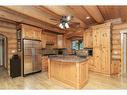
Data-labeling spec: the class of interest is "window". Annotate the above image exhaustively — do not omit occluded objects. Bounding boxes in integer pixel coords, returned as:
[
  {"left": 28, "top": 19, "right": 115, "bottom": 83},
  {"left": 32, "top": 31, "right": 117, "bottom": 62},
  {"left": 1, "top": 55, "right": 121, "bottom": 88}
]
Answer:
[{"left": 72, "top": 40, "right": 83, "bottom": 50}]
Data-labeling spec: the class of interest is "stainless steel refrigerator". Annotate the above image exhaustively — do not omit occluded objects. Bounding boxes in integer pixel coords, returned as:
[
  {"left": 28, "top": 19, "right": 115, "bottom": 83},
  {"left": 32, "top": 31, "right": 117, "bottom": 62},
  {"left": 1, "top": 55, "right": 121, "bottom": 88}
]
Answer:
[{"left": 23, "top": 39, "right": 42, "bottom": 76}]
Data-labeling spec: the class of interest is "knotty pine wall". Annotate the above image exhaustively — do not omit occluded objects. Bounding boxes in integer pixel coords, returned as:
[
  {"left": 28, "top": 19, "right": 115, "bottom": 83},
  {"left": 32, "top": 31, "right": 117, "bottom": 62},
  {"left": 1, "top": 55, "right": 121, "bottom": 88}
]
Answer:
[
  {"left": 111, "top": 23, "right": 127, "bottom": 74},
  {"left": 0, "top": 21, "right": 17, "bottom": 74}
]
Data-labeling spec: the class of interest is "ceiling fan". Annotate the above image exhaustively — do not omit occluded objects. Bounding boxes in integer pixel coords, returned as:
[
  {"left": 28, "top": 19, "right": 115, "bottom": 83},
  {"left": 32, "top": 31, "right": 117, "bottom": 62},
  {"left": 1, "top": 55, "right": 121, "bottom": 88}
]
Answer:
[{"left": 50, "top": 15, "right": 80, "bottom": 29}]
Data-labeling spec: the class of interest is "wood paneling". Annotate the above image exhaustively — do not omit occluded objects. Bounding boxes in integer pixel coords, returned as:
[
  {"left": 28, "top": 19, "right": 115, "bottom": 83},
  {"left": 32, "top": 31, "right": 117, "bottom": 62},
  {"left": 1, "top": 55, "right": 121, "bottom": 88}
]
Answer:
[
  {"left": 0, "top": 21, "right": 17, "bottom": 74},
  {"left": 0, "top": 6, "right": 64, "bottom": 33},
  {"left": 84, "top": 6, "right": 104, "bottom": 23},
  {"left": 110, "top": 23, "right": 127, "bottom": 75},
  {"left": 68, "top": 6, "right": 95, "bottom": 26},
  {"left": 36, "top": 6, "right": 61, "bottom": 19},
  {"left": 98, "top": 6, "right": 120, "bottom": 21},
  {"left": 5, "top": 6, "right": 57, "bottom": 25}
]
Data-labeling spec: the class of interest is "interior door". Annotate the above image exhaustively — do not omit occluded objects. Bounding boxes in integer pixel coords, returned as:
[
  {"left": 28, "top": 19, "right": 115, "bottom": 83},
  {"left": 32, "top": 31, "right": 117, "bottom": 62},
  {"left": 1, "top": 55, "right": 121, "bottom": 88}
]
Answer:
[{"left": 0, "top": 39, "right": 3, "bottom": 66}]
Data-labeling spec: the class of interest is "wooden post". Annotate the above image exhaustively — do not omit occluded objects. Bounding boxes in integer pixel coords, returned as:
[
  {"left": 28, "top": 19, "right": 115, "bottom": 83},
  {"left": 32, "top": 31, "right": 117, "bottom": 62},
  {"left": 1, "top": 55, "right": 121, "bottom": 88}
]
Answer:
[{"left": 48, "top": 58, "right": 51, "bottom": 79}]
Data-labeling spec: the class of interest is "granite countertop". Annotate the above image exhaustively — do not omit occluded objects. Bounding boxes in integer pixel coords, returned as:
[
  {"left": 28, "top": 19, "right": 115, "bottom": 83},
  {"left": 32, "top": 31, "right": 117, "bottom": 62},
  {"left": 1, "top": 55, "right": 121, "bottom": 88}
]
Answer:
[{"left": 49, "top": 55, "right": 90, "bottom": 63}]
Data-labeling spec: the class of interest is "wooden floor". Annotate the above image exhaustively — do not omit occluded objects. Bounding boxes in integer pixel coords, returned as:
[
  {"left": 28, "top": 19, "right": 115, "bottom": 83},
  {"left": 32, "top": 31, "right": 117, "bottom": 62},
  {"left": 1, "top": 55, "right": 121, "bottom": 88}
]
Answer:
[{"left": 0, "top": 67, "right": 127, "bottom": 89}]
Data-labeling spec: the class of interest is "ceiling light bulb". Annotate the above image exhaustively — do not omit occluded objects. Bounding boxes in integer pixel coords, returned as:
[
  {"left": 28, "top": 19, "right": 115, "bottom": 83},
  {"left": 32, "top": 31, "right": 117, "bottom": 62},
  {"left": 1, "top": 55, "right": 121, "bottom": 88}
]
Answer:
[
  {"left": 86, "top": 16, "right": 90, "bottom": 19},
  {"left": 65, "top": 23, "right": 69, "bottom": 28},
  {"left": 59, "top": 23, "right": 64, "bottom": 29},
  {"left": 67, "top": 16, "right": 71, "bottom": 21}
]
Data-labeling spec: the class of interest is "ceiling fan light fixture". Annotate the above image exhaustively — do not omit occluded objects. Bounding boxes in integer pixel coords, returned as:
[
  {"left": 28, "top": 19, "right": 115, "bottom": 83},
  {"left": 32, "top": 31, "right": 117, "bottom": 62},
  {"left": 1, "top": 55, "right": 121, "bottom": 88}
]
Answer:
[
  {"left": 65, "top": 23, "right": 69, "bottom": 28},
  {"left": 86, "top": 16, "right": 90, "bottom": 19},
  {"left": 59, "top": 23, "right": 64, "bottom": 29},
  {"left": 67, "top": 15, "right": 71, "bottom": 21}
]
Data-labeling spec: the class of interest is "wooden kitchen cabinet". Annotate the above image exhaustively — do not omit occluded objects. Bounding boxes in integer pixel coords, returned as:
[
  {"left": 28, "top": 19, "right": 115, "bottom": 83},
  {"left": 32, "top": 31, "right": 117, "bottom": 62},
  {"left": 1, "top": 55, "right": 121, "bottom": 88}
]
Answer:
[
  {"left": 42, "top": 56, "right": 48, "bottom": 71},
  {"left": 83, "top": 28, "right": 93, "bottom": 48},
  {"left": 91, "top": 23, "right": 111, "bottom": 75},
  {"left": 111, "top": 60, "right": 120, "bottom": 74},
  {"left": 21, "top": 24, "right": 42, "bottom": 40},
  {"left": 88, "top": 57, "right": 94, "bottom": 71}
]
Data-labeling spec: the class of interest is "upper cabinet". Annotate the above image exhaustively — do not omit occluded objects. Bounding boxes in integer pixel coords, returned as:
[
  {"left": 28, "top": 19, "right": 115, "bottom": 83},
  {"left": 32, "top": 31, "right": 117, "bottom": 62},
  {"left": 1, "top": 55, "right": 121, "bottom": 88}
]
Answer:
[
  {"left": 41, "top": 31, "right": 57, "bottom": 48},
  {"left": 21, "top": 24, "right": 42, "bottom": 40},
  {"left": 83, "top": 28, "right": 93, "bottom": 48}
]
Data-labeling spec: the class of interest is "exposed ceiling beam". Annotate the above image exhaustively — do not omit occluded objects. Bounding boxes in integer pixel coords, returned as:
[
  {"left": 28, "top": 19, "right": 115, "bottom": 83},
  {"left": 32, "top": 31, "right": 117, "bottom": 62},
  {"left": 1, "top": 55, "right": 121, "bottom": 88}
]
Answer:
[
  {"left": 35, "top": 6, "right": 61, "bottom": 19},
  {"left": 4, "top": 6, "right": 60, "bottom": 26},
  {"left": 84, "top": 6, "right": 104, "bottom": 23},
  {"left": 0, "top": 6, "right": 64, "bottom": 33}
]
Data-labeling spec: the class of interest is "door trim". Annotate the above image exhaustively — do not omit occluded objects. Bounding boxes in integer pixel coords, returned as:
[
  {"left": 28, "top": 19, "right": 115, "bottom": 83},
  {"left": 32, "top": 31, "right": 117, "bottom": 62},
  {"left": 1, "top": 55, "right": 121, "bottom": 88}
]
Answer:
[
  {"left": 120, "top": 29, "right": 127, "bottom": 75},
  {"left": 0, "top": 34, "right": 8, "bottom": 70}
]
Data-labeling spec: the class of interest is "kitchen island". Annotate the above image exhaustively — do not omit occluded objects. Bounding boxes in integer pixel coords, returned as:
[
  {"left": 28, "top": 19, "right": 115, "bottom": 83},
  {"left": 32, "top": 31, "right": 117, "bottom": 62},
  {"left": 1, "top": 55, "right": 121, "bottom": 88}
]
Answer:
[{"left": 48, "top": 55, "right": 90, "bottom": 89}]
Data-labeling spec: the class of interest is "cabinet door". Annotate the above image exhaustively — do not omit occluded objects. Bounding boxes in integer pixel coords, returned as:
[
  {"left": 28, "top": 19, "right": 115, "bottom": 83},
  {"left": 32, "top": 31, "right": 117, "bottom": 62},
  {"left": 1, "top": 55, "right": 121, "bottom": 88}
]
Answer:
[
  {"left": 21, "top": 24, "right": 42, "bottom": 40},
  {"left": 101, "top": 47, "right": 110, "bottom": 74},
  {"left": 93, "top": 48, "right": 101, "bottom": 72},
  {"left": 88, "top": 57, "right": 94, "bottom": 71},
  {"left": 100, "top": 29, "right": 111, "bottom": 74},
  {"left": 34, "top": 29, "right": 42, "bottom": 40},
  {"left": 86, "top": 32, "right": 92, "bottom": 48},
  {"left": 100, "top": 29, "right": 110, "bottom": 48},
  {"left": 22, "top": 26, "right": 34, "bottom": 38},
  {"left": 83, "top": 29, "right": 93, "bottom": 48},
  {"left": 93, "top": 29, "right": 100, "bottom": 48}
]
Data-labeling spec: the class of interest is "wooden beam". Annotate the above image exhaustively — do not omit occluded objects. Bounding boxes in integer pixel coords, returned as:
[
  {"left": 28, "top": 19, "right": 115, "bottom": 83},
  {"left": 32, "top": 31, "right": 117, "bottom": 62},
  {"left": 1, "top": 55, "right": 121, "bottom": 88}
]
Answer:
[
  {"left": 84, "top": 6, "right": 104, "bottom": 23},
  {"left": 0, "top": 27, "right": 16, "bottom": 33},
  {"left": 35, "top": 6, "right": 61, "bottom": 19},
  {"left": 0, "top": 19, "right": 16, "bottom": 29},
  {"left": 0, "top": 6, "right": 64, "bottom": 33},
  {"left": 4, "top": 6, "right": 57, "bottom": 25}
]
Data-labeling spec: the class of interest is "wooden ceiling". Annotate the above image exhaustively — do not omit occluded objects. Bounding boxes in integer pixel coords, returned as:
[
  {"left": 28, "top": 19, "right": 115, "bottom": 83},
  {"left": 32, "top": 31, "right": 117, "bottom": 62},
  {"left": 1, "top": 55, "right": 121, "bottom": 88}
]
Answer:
[{"left": 0, "top": 6, "right": 127, "bottom": 34}]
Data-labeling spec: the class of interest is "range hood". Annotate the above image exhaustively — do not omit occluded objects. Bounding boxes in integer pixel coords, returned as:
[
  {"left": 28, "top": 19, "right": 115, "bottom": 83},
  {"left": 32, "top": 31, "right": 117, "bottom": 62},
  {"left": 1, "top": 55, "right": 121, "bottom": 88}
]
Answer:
[{"left": 46, "top": 41, "right": 55, "bottom": 45}]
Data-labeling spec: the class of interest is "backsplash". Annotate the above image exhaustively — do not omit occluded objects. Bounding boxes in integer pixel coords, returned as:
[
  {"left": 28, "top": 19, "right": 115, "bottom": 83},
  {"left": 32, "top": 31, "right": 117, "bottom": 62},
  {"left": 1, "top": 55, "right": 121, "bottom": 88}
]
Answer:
[{"left": 76, "top": 49, "right": 88, "bottom": 57}]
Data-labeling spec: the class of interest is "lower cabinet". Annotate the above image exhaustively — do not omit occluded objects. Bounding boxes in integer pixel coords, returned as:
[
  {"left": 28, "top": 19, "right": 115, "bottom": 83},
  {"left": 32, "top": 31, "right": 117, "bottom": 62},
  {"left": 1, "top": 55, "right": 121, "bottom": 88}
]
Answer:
[
  {"left": 88, "top": 57, "right": 94, "bottom": 71},
  {"left": 111, "top": 60, "right": 120, "bottom": 75},
  {"left": 42, "top": 56, "right": 48, "bottom": 71}
]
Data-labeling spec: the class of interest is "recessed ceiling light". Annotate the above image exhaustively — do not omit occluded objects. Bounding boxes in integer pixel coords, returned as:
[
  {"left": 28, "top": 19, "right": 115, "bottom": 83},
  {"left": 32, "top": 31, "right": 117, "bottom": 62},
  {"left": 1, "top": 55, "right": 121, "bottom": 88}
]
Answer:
[{"left": 86, "top": 16, "right": 90, "bottom": 19}]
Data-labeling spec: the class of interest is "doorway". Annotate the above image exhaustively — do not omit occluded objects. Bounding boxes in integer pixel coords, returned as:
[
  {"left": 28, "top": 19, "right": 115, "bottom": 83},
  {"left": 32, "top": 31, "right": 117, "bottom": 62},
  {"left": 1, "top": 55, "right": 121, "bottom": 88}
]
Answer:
[
  {"left": 0, "top": 34, "right": 7, "bottom": 70},
  {"left": 121, "top": 30, "right": 127, "bottom": 75}
]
